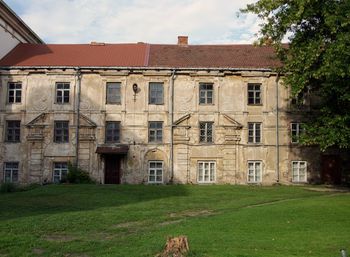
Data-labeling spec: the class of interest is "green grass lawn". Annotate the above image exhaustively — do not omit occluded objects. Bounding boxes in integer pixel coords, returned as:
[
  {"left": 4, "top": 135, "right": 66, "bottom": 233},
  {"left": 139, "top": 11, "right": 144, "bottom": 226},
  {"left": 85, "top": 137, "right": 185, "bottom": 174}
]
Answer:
[{"left": 0, "top": 184, "right": 349, "bottom": 257}]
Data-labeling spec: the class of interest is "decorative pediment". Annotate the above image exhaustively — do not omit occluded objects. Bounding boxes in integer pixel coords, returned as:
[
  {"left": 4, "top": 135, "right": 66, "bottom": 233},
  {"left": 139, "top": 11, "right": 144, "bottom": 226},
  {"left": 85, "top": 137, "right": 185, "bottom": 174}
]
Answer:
[
  {"left": 79, "top": 114, "right": 97, "bottom": 128},
  {"left": 174, "top": 113, "right": 191, "bottom": 127},
  {"left": 221, "top": 114, "right": 243, "bottom": 129},
  {"left": 26, "top": 113, "right": 48, "bottom": 128}
]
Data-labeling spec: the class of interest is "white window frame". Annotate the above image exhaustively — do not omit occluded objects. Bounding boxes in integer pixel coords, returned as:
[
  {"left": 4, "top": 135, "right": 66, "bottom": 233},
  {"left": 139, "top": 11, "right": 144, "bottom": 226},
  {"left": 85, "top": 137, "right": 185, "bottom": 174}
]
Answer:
[
  {"left": 248, "top": 122, "right": 262, "bottom": 144},
  {"left": 55, "top": 82, "right": 70, "bottom": 104},
  {"left": 291, "top": 123, "right": 304, "bottom": 143},
  {"left": 197, "top": 161, "right": 216, "bottom": 183},
  {"left": 199, "top": 122, "right": 213, "bottom": 143},
  {"left": 247, "top": 83, "right": 262, "bottom": 105},
  {"left": 291, "top": 161, "right": 307, "bottom": 183},
  {"left": 247, "top": 161, "right": 262, "bottom": 183},
  {"left": 148, "top": 161, "right": 163, "bottom": 184},
  {"left": 53, "top": 162, "right": 68, "bottom": 183},
  {"left": 8, "top": 82, "right": 22, "bottom": 104},
  {"left": 4, "top": 162, "right": 19, "bottom": 183}
]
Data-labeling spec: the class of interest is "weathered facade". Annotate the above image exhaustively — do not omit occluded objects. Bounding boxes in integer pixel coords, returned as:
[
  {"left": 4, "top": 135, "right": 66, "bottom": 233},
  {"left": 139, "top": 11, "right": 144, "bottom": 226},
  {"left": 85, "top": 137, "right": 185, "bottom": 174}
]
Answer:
[{"left": 0, "top": 37, "right": 326, "bottom": 185}]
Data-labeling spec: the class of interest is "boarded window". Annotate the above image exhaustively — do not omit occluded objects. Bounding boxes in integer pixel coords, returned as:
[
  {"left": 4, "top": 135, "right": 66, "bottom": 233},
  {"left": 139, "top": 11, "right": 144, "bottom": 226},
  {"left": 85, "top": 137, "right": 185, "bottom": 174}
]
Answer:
[
  {"left": 149, "top": 82, "right": 164, "bottom": 104},
  {"left": 106, "top": 82, "right": 121, "bottom": 104}
]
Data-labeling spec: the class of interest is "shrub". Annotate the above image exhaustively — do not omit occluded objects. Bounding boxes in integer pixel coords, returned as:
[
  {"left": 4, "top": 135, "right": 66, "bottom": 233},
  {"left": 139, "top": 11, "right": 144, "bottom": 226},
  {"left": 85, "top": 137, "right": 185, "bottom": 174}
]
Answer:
[
  {"left": 0, "top": 182, "right": 18, "bottom": 193},
  {"left": 67, "top": 163, "right": 95, "bottom": 184}
]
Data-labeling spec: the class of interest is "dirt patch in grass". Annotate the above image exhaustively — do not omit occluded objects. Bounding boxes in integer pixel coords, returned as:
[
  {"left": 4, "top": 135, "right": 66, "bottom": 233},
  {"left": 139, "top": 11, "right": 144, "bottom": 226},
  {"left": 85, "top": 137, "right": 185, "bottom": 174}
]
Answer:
[
  {"left": 43, "top": 234, "right": 76, "bottom": 242},
  {"left": 304, "top": 187, "right": 350, "bottom": 193},
  {"left": 32, "top": 248, "right": 45, "bottom": 255},
  {"left": 112, "top": 221, "right": 145, "bottom": 228},
  {"left": 159, "top": 219, "right": 184, "bottom": 226},
  {"left": 169, "top": 209, "right": 214, "bottom": 218}
]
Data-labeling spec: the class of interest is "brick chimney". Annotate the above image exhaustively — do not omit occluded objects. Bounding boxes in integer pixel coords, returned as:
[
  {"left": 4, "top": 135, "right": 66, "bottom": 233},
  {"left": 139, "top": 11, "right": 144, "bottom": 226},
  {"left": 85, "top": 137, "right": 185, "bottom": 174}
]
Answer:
[{"left": 177, "top": 36, "right": 188, "bottom": 45}]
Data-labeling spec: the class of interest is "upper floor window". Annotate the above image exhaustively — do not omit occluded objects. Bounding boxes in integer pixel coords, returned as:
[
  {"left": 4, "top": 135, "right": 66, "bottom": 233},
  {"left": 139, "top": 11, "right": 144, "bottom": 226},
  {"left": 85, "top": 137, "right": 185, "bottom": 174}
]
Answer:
[
  {"left": 53, "top": 162, "right": 68, "bottom": 183},
  {"left": 148, "top": 121, "right": 163, "bottom": 143},
  {"left": 198, "top": 161, "right": 216, "bottom": 183},
  {"left": 4, "top": 162, "right": 19, "bottom": 183},
  {"left": 148, "top": 161, "right": 163, "bottom": 183},
  {"left": 56, "top": 82, "right": 70, "bottom": 104},
  {"left": 291, "top": 161, "right": 307, "bottom": 182},
  {"left": 54, "top": 121, "right": 69, "bottom": 143},
  {"left": 291, "top": 91, "right": 306, "bottom": 107},
  {"left": 6, "top": 120, "right": 20, "bottom": 143},
  {"left": 248, "top": 83, "right": 261, "bottom": 105},
  {"left": 106, "top": 82, "right": 121, "bottom": 104},
  {"left": 199, "top": 83, "right": 213, "bottom": 104},
  {"left": 149, "top": 82, "right": 164, "bottom": 105},
  {"left": 105, "top": 121, "right": 120, "bottom": 143},
  {"left": 291, "top": 123, "right": 304, "bottom": 143},
  {"left": 199, "top": 122, "right": 213, "bottom": 143},
  {"left": 248, "top": 122, "right": 261, "bottom": 143},
  {"left": 8, "top": 82, "right": 22, "bottom": 103},
  {"left": 248, "top": 161, "right": 262, "bottom": 183}
]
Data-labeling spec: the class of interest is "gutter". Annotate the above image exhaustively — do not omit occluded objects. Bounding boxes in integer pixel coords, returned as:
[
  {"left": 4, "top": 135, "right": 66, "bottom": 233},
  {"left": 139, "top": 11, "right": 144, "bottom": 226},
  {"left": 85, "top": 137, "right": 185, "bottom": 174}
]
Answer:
[
  {"left": 275, "top": 73, "right": 280, "bottom": 183},
  {"left": 75, "top": 68, "right": 82, "bottom": 167},
  {"left": 170, "top": 69, "right": 176, "bottom": 183}
]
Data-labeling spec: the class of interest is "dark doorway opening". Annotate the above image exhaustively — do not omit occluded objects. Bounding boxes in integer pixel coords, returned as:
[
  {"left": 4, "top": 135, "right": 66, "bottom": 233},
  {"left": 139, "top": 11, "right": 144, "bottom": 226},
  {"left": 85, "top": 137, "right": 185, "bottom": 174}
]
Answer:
[
  {"left": 104, "top": 155, "right": 121, "bottom": 184},
  {"left": 321, "top": 155, "right": 341, "bottom": 185}
]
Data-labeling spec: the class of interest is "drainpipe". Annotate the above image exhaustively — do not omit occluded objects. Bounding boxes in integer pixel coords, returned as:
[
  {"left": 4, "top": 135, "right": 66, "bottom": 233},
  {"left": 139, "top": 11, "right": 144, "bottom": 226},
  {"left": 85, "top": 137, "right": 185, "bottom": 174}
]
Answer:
[
  {"left": 170, "top": 69, "right": 176, "bottom": 183},
  {"left": 275, "top": 73, "right": 280, "bottom": 183},
  {"left": 75, "top": 68, "right": 82, "bottom": 167}
]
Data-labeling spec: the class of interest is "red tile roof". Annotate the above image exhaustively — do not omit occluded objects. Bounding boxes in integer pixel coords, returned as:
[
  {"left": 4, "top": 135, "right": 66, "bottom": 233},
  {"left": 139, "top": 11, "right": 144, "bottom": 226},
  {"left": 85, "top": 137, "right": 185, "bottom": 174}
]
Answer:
[
  {"left": 0, "top": 43, "right": 149, "bottom": 67},
  {"left": 0, "top": 43, "right": 281, "bottom": 69}
]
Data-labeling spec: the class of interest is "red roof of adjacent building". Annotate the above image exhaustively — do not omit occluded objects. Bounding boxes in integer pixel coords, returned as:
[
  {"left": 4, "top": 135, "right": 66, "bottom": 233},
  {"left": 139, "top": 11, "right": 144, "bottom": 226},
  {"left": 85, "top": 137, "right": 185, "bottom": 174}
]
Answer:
[{"left": 0, "top": 42, "right": 281, "bottom": 69}]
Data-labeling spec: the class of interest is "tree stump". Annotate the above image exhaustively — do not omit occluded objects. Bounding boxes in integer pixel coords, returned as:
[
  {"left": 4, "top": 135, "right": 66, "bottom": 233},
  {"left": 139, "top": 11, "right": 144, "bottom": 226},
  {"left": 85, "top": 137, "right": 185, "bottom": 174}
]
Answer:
[{"left": 156, "top": 236, "right": 189, "bottom": 257}]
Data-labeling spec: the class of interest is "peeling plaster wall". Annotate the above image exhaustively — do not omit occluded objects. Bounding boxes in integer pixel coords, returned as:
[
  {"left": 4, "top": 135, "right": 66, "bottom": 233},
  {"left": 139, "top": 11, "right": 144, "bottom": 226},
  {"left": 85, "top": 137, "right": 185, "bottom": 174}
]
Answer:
[{"left": 0, "top": 69, "right": 320, "bottom": 185}]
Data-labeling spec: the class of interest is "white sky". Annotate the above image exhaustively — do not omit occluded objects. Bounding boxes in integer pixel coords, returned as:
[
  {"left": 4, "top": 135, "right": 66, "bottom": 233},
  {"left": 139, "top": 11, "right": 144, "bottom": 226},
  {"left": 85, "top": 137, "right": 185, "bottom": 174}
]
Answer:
[{"left": 6, "top": 0, "right": 261, "bottom": 44}]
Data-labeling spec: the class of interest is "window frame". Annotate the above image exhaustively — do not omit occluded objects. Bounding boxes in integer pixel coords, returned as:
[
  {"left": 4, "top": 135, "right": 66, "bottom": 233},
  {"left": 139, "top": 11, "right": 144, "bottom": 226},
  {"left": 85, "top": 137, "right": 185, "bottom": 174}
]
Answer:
[
  {"left": 199, "top": 83, "right": 214, "bottom": 105},
  {"left": 105, "top": 121, "right": 120, "bottom": 143},
  {"left": 55, "top": 82, "right": 70, "bottom": 104},
  {"left": 54, "top": 121, "right": 69, "bottom": 143},
  {"left": 247, "top": 83, "right": 262, "bottom": 105},
  {"left": 199, "top": 122, "right": 214, "bottom": 143},
  {"left": 291, "top": 122, "right": 304, "bottom": 143},
  {"left": 197, "top": 161, "right": 216, "bottom": 183},
  {"left": 4, "top": 162, "right": 19, "bottom": 183},
  {"left": 248, "top": 122, "right": 262, "bottom": 144},
  {"left": 148, "top": 121, "right": 163, "bottom": 143},
  {"left": 7, "top": 82, "right": 22, "bottom": 104},
  {"left": 5, "top": 120, "right": 21, "bottom": 143},
  {"left": 53, "top": 162, "right": 68, "bottom": 183},
  {"left": 106, "top": 82, "right": 122, "bottom": 104},
  {"left": 247, "top": 161, "right": 262, "bottom": 183},
  {"left": 149, "top": 82, "right": 164, "bottom": 105},
  {"left": 291, "top": 161, "right": 307, "bottom": 183},
  {"left": 148, "top": 161, "right": 163, "bottom": 184}
]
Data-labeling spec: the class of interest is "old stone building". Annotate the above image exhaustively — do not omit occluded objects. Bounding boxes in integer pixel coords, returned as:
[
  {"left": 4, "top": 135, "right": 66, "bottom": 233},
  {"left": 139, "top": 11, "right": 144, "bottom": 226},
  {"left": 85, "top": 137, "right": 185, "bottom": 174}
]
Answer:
[{"left": 0, "top": 35, "right": 327, "bottom": 185}]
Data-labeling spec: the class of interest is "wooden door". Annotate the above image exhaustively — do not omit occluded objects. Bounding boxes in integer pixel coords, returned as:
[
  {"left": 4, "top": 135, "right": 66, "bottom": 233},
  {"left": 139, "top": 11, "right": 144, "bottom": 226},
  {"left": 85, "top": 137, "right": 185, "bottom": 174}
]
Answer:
[
  {"left": 104, "top": 155, "right": 121, "bottom": 184},
  {"left": 321, "top": 155, "right": 341, "bottom": 184}
]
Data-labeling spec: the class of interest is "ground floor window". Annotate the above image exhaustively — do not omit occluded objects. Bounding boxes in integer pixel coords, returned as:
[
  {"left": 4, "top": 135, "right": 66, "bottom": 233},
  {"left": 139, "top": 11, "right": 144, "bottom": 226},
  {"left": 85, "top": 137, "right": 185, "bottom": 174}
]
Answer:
[
  {"left": 292, "top": 161, "right": 307, "bottom": 182},
  {"left": 247, "top": 161, "right": 262, "bottom": 183},
  {"left": 4, "top": 162, "right": 19, "bottom": 183},
  {"left": 148, "top": 161, "right": 163, "bottom": 183},
  {"left": 198, "top": 161, "right": 216, "bottom": 183},
  {"left": 53, "top": 162, "right": 68, "bottom": 183}
]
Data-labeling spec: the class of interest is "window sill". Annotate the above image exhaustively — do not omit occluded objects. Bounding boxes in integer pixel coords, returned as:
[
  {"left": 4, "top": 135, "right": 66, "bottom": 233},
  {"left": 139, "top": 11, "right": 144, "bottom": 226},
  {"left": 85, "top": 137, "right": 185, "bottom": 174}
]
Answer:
[{"left": 247, "top": 104, "right": 263, "bottom": 106}]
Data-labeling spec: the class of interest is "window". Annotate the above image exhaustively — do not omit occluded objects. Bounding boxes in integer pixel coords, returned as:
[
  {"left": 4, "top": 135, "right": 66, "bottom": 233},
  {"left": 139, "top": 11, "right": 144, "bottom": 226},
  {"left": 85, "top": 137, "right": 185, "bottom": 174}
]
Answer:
[
  {"left": 198, "top": 161, "right": 216, "bottom": 183},
  {"left": 106, "top": 82, "right": 121, "bottom": 104},
  {"left": 149, "top": 82, "right": 164, "bottom": 104},
  {"left": 248, "top": 83, "right": 261, "bottom": 105},
  {"left": 6, "top": 120, "right": 20, "bottom": 142},
  {"left": 56, "top": 82, "right": 70, "bottom": 104},
  {"left": 291, "top": 123, "right": 304, "bottom": 143},
  {"left": 199, "top": 122, "right": 213, "bottom": 143},
  {"left": 148, "top": 121, "right": 163, "bottom": 142},
  {"left": 291, "top": 91, "right": 306, "bottom": 107},
  {"left": 248, "top": 122, "right": 261, "bottom": 143},
  {"left": 292, "top": 161, "right": 307, "bottom": 182},
  {"left": 8, "top": 82, "right": 22, "bottom": 103},
  {"left": 199, "top": 83, "right": 213, "bottom": 104},
  {"left": 53, "top": 162, "right": 68, "bottom": 183},
  {"left": 248, "top": 161, "right": 262, "bottom": 183},
  {"left": 4, "top": 162, "right": 19, "bottom": 183},
  {"left": 54, "top": 121, "right": 69, "bottom": 143},
  {"left": 105, "top": 121, "right": 120, "bottom": 143},
  {"left": 148, "top": 161, "right": 163, "bottom": 183}
]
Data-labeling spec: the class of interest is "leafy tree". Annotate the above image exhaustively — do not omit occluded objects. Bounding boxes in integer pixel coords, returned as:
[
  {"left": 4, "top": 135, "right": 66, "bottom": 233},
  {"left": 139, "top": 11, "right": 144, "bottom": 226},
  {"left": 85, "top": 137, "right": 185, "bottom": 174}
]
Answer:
[{"left": 242, "top": 0, "right": 350, "bottom": 150}]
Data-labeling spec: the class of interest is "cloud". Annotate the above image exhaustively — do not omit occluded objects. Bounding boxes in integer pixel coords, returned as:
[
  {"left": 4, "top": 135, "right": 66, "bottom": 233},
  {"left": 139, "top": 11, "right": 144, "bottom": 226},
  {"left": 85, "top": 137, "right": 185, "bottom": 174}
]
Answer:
[{"left": 6, "top": 0, "right": 260, "bottom": 44}]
